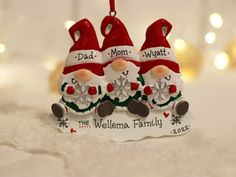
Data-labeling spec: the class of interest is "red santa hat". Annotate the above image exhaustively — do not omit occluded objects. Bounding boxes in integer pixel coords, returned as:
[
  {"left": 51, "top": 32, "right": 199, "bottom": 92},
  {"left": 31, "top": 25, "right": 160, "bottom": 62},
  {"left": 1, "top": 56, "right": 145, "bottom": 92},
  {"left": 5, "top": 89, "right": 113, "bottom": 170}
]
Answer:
[
  {"left": 63, "top": 19, "right": 104, "bottom": 76},
  {"left": 100, "top": 16, "right": 139, "bottom": 67},
  {"left": 139, "top": 19, "right": 180, "bottom": 74}
]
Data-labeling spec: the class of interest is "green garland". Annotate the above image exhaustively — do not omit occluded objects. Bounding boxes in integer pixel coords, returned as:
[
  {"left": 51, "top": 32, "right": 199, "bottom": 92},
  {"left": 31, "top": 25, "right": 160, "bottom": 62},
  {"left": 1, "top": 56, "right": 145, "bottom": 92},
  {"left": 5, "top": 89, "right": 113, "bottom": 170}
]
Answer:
[
  {"left": 102, "top": 91, "right": 141, "bottom": 107},
  {"left": 61, "top": 82, "right": 68, "bottom": 92},
  {"left": 61, "top": 96, "right": 101, "bottom": 113},
  {"left": 142, "top": 92, "right": 182, "bottom": 107},
  {"left": 137, "top": 74, "right": 145, "bottom": 86}
]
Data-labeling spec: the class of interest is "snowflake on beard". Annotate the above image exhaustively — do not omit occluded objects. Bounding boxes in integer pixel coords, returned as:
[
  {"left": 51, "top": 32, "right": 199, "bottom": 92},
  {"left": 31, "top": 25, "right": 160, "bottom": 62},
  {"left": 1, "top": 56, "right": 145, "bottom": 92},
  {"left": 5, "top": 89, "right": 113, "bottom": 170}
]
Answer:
[
  {"left": 113, "top": 76, "right": 131, "bottom": 99},
  {"left": 152, "top": 79, "right": 170, "bottom": 102},
  {"left": 74, "top": 83, "right": 92, "bottom": 106}
]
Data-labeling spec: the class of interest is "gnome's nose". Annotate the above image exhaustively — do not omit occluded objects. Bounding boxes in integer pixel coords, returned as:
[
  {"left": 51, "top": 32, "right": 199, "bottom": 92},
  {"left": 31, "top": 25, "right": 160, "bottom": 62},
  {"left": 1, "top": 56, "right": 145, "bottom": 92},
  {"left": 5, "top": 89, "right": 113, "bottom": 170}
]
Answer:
[
  {"left": 151, "top": 65, "right": 170, "bottom": 79},
  {"left": 111, "top": 58, "right": 128, "bottom": 72},
  {"left": 75, "top": 69, "right": 93, "bottom": 83}
]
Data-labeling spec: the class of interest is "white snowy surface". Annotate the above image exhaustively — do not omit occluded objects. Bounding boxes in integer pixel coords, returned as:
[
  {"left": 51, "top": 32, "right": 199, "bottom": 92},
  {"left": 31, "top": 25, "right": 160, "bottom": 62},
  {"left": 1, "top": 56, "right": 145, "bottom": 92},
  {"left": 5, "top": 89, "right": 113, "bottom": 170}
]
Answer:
[{"left": 0, "top": 68, "right": 236, "bottom": 177}]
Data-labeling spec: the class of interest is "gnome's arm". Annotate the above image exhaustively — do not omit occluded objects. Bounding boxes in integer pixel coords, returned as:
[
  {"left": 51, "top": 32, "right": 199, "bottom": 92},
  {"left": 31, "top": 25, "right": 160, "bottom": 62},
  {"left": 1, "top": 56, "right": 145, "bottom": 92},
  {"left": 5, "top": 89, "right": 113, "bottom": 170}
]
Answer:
[
  {"left": 129, "top": 74, "right": 145, "bottom": 91},
  {"left": 106, "top": 83, "right": 115, "bottom": 93},
  {"left": 168, "top": 84, "right": 177, "bottom": 94},
  {"left": 140, "top": 85, "right": 154, "bottom": 109},
  {"left": 88, "top": 85, "right": 102, "bottom": 95},
  {"left": 130, "top": 82, "right": 140, "bottom": 91},
  {"left": 143, "top": 85, "right": 153, "bottom": 96},
  {"left": 60, "top": 82, "right": 75, "bottom": 95}
]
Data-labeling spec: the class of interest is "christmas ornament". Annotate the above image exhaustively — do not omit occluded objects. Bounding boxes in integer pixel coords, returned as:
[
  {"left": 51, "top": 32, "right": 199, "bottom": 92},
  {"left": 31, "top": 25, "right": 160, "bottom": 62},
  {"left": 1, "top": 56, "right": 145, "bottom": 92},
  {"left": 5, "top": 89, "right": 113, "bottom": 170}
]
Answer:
[
  {"left": 51, "top": 19, "right": 105, "bottom": 118},
  {"left": 97, "top": 15, "right": 149, "bottom": 118},
  {"left": 51, "top": 0, "right": 192, "bottom": 141},
  {"left": 139, "top": 19, "right": 189, "bottom": 118},
  {"left": 225, "top": 38, "right": 236, "bottom": 69}
]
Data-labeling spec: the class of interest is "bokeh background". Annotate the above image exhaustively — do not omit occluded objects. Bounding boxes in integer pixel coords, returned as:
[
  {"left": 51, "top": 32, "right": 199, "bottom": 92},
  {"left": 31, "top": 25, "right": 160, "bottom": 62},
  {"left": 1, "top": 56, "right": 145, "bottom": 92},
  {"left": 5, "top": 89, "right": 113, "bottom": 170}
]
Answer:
[{"left": 0, "top": 0, "right": 236, "bottom": 177}]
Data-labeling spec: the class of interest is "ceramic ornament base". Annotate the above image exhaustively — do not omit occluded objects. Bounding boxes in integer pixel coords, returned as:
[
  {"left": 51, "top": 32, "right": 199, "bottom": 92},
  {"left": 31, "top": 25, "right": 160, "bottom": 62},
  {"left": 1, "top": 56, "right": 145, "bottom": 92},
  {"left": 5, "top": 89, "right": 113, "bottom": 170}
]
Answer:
[{"left": 52, "top": 110, "right": 193, "bottom": 141}]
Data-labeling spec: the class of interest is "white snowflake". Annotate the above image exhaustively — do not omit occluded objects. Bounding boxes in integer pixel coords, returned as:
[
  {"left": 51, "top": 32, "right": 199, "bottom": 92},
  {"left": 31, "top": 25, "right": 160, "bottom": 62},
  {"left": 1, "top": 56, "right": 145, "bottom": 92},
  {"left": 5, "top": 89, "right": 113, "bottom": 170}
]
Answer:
[
  {"left": 152, "top": 79, "right": 170, "bottom": 102},
  {"left": 113, "top": 76, "right": 130, "bottom": 99},
  {"left": 74, "top": 83, "right": 92, "bottom": 106}
]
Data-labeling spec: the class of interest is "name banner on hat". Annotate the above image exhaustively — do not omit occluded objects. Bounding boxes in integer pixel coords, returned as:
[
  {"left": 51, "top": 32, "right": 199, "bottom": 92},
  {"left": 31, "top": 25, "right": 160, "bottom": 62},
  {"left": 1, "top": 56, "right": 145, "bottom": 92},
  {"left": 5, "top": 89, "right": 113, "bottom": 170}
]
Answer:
[
  {"left": 65, "top": 50, "right": 102, "bottom": 67},
  {"left": 102, "top": 46, "right": 139, "bottom": 63},
  {"left": 140, "top": 47, "right": 176, "bottom": 61}
]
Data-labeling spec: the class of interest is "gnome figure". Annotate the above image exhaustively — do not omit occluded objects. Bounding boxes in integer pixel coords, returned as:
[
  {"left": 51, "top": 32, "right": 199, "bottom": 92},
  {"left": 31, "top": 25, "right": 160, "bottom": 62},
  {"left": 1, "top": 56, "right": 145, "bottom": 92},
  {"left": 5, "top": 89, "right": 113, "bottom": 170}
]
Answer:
[
  {"left": 139, "top": 19, "right": 189, "bottom": 116},
  {"left": 51, "top": 19, "right": 105, "bottom": 118},
  {"left": 97, "top": 16, "right": 149, "bottom": 118}
]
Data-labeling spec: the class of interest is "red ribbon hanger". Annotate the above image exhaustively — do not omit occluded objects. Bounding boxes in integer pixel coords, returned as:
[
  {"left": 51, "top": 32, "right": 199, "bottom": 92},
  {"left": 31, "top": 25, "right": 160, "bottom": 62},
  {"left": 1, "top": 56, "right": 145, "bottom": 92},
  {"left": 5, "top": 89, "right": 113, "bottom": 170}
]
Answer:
[{"left": 109, "top": 0, "right": 116, "bottom": 16}]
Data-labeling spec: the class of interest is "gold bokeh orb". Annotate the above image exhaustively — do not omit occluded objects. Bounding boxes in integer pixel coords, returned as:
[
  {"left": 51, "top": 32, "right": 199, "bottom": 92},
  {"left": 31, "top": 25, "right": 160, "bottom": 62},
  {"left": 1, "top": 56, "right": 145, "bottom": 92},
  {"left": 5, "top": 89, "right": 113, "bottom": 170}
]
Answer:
[
  {"left": 49, "top": 62, "right": 64, "bottom": 93},
  {"left": 174, "top": 43, "right": 203, "bottom": 81},
  {"left": 225, "top": 38, "right": 236, "bottom": 69}
]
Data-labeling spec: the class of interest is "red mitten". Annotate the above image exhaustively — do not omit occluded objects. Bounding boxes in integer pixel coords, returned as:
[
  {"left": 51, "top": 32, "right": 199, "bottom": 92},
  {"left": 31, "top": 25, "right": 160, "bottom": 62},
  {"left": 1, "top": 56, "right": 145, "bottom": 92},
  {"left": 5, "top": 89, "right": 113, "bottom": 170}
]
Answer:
[
  {"left": 107, "top": 83, "right": 114, "bottom": 92},
  {"left": 131, "top": 82, "right": 139, "bottom": 90},
  {"left": 144, "top": 86, "right": 152, "bottom": 95},
  {"left": 66, "top": 86, "right": 75, "bottom": 94},
  {"left": 88, "top": 86, "right": 97, "bottom": 95},
  {"left": 169, "top": 84, "right": 177, "bottom": 93}
]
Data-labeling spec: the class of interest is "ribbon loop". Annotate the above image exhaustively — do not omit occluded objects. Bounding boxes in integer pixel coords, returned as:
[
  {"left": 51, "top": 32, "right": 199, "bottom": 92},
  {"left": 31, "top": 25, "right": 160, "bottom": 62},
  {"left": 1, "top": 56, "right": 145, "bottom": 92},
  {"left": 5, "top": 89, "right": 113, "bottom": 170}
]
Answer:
[{"left": 109, "top": 0, "right": 116, "bottom": 16}]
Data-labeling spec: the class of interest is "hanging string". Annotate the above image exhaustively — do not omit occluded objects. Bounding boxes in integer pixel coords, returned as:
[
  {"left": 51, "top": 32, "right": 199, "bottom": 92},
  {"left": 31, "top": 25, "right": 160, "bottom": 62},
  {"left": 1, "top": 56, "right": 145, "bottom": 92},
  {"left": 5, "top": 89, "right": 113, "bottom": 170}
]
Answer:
[{"left": 109, "top": 0, "right": 117, "bottom": 16}]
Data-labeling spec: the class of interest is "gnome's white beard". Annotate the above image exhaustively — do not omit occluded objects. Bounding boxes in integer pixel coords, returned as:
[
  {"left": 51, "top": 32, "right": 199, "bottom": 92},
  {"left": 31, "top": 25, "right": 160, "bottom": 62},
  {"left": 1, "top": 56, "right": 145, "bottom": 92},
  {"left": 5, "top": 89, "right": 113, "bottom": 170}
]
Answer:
[
  {"left": 104, "top": 62, "right": 140, "bottom": 101},
  {"left": 142, "top": 70, "right": 181, "bottom": 86},
  {"left": 59, "top": 72, "right": 105, "bottom": 108},
  {"left": 142, "top": 70, "right": 183, "bottom": 104},
  {"left": 59, "top": 72, "right": 104, "bottom": 86},
  {"left": 103, "top": 62, "right": 139, "bottom": 82}
]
